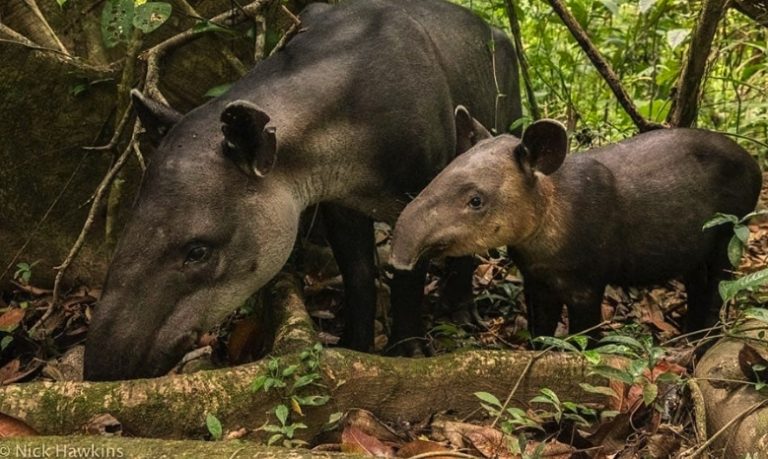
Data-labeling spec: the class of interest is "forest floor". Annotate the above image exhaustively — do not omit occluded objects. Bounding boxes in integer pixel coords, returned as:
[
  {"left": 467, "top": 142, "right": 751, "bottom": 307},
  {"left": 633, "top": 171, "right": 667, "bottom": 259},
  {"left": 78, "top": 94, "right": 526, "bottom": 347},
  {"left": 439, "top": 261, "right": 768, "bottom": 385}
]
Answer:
[{"left": 1, "top": 173, "right": 767, "bottom": 456}]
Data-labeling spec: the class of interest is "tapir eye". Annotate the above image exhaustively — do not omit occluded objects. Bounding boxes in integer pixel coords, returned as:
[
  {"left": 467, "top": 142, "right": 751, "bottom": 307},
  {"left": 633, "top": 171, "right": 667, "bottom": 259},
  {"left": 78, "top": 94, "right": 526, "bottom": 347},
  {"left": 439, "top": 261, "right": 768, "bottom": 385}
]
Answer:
[
  {"left": 467, "top": 195, "right": 484, "bottom": 210},
  {"left": 184, "top": 245, "right": 211, "bottom": 265}
]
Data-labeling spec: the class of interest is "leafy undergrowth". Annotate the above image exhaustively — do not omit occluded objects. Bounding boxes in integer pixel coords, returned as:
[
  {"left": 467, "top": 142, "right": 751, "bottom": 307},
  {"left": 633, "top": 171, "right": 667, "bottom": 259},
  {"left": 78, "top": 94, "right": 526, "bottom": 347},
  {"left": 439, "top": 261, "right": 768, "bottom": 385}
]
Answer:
[{"left": 1, "top": 176, "right": 768, "bottom": 456}]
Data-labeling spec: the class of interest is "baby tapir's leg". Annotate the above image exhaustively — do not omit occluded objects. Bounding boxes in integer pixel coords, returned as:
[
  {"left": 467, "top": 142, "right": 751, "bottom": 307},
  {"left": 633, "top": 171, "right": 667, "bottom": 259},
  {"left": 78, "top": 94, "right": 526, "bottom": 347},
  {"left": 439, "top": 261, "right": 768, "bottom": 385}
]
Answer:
[
  {"left": 524, "top": 277, "right": 564, "bottom": 339},
  {"left": 440, "top": 256, "right": 478, "bottom": 325},
  {"left": 684, "top": 230, "right": 732, "bottom": 333},
  {"left": 565, "top": 285, "right": 605, "bottom": 340}
]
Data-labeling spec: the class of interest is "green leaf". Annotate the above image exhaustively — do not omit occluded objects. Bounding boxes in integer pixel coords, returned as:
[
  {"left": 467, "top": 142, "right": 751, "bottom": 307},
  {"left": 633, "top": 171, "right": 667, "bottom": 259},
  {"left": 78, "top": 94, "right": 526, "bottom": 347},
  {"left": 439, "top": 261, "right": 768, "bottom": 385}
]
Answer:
[
  {"left": 205, "top": 83, "right": 233, "bottom": 98},
  {"left": 205, "top": 413, "right": 222, "bottom": 440},
  {"left": 579, "top": 383, "right": 619, "bottom": 398},
  {"left": 294, "top": 395, "right": 330, "bottom": 406},
  {"left": 192, "top": 19, "right": 235, "bottom": 35},
  {"left": 589, "top": 365, "right": 635, "bottom": 384},
  {"left": 532, "top": 335, "right": 578, "bottom": 352},
  {"left": 666, "top": 29, "right": 689, "bottom": 49},
  {"left": 745, "top": 307, "right": 768, "bottom": 324},
  {"left": 583, "top": 350, "right": 602, "bottom": 365},
  {"left": 642, "top": 383, "right": 658, "bottom": 406},
  {"left": 292, "top": 374, "right": 318, "bottom": 391},
  {"left": 267, "top": 433, "right": 283, "bottom": 445},
  {"left": 251, "top": 375, "right": 268, "bottom": 392},
  {"left": 268, "top": 358, "right": 279, "bottom": 372},
  {"left": 570, "top": 334, "right": 588, "bottom": 351},
  {"left": 598, "top": 335, "right": 644, "bottom": 352},
  {"left": 0, "top": 336, "right": 13, "bottom": 351},
  {"left": 474, "top": 391, "right": 502, "bottom": 407},
  {"left": 598, "top": 0, "right": 619, "bottom": 15},
  {"left": 57, "top": 0, "right": 69, "bottom": 7},
  {"left": 719, "top": 268, "right": 768, "bottom": 302},
  {"left": 133, "top": 2, "right": 172, "bottom": 34},
  {"left": 639, "top": 0, "right": 656, "bottom": 13},
  {"left": 703, "top": 213, "right": 739, "bottom": 230},
  {"left": 275, "top": 404, "right": 289, "bottom": 425},
  {"left": 727, "top": 235, "right": 745, "bottom": 268},
  {"left": 538, "top": 388, "right": 560, "bottom": 405},
  {"left": 735, "top": 224, "right": 750, "bottom": 244},
  {"left": 281, "top": 365, "right": 299, "bottom": 378},
  {"left": 101, "top": 0, "right": 135, "bottom": 48}
]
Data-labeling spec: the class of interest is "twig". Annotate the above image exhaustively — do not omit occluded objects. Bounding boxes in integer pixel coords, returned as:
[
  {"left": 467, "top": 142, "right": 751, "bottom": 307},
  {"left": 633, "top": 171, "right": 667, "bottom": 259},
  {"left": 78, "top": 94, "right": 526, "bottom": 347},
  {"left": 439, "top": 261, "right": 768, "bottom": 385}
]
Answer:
[
  {"left": 667, "top": 0, "right": 729, "bottom": 127},
  {"left": 504, "top": 0, "right": 540, "bottom": 121},
  {"left": 543, "top": 0, "right": 663, "bottom": 133},
  {"left": 35, "top": 122, "right": 141, "bottom": 334},
  {"left": 21, "top": 0, "right": 70, "bottom": 55},
  {"left": 280, "top": 4, "right": 301, "bottom": 27},
  {"left": 82, "top": 103, "right": 134, "bottom": 152},
  {"left": 680, "top": 400, "right": 768, "bottom": 458}
]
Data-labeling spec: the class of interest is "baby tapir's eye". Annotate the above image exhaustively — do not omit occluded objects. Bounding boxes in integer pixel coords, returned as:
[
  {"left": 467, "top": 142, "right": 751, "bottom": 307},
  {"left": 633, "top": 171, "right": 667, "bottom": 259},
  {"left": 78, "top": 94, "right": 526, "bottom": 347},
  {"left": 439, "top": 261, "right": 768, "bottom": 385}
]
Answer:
[
  {"left": 467, "top": 195, "right": 484, "bottom": 210},
  {"left": 184, "top": 245, "right": 211, "bottom": 265}
]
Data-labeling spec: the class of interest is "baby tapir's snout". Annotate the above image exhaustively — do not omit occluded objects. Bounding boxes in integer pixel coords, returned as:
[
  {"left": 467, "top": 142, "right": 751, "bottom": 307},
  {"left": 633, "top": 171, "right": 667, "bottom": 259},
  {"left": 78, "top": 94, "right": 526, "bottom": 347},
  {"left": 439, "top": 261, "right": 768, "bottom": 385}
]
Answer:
[{"left": 391, "top": 107, "right": 762, "bottom": 339}]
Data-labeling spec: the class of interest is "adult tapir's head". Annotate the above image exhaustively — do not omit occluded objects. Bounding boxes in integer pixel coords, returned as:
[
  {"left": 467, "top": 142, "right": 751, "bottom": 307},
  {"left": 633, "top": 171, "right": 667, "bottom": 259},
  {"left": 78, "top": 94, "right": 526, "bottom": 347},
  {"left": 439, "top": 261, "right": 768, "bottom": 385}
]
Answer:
[
  {"left": 84, "top": 90, "right": 302, "bottom": 380},
  {"left": 389, "top": 107, "right": 568, "bottom": 270}
]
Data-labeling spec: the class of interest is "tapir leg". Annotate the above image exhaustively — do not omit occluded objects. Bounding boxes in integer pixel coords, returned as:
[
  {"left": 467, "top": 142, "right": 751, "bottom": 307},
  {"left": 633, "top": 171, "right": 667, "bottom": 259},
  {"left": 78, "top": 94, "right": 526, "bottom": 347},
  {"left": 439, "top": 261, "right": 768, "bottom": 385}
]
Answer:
[
  {"left": 322, "top": 204, "right": 377, "bottom": 352},
  {"left": 685, "top": 233, "right": 731, "bottom": 333},
  {"left": 440, "top": 256, "right": 477, "bottom": 325},
  {"left": 524, "top": 277, "right": 564, "bottom": 339},
  {"left": 566, "top": 285, "right": 605, "bottom": 340},
  {"left": 388, "top": 260, "right": 429, "bottom": 356}
]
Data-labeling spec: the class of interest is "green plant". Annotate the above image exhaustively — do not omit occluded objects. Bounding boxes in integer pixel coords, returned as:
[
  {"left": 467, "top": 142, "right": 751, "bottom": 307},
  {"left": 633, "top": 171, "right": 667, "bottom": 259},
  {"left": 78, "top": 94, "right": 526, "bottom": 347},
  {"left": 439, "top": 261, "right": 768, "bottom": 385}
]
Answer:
[
  {"left": 251, "top": 343, "right": 329, "bottom": 447},
  {"left": 101, "top": 0, "right": 172, "bottom": 48},
  {"left": 703, "top": 211, "right": 768, "bottom": 302},
  {"left": 13, "top": 261, "right": 37, "bottom": 285},
  {"left": 205, "top": 413, "right": 223, "bottom": 441},
  {"left": 529, "top": 388, "right": 597, "bottom": 427}
]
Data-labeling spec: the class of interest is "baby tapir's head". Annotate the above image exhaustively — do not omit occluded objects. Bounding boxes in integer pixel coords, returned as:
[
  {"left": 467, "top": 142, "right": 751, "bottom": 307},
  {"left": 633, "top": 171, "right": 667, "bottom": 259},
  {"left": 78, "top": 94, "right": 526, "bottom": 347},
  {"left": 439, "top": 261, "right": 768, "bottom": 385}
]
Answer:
[{"left": 389, "top": 107, "right": 568, "bottom": 270}]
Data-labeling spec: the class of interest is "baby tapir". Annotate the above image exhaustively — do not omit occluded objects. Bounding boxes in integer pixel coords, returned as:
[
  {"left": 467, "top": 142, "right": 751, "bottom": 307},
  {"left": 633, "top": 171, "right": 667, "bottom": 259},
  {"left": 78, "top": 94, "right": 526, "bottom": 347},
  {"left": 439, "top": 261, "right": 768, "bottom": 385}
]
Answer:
[{"left": 390, "top": 107, "right": 762, "bottom": 338}]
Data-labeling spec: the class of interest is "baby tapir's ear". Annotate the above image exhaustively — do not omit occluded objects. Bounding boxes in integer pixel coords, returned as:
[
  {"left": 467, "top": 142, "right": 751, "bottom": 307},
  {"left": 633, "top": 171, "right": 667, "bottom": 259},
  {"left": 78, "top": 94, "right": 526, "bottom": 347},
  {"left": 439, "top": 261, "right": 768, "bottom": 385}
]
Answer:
[
  {"left": 221, "top": 101, "right": 277, "bottom": 178},
  {"left": 516, "top": 119, "right": 568, "bottom": 176},
  {"left": 454, "top": 105, "right": 492, "bottom": 155},
  {"left": 131, "top": 89, "right": 183, "bottom": 145}
]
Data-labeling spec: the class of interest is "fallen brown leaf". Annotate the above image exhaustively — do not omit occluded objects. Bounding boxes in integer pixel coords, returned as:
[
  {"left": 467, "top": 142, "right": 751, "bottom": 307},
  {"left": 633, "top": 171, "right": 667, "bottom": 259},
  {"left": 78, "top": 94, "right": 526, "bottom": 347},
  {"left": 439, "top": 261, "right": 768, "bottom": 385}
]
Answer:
[
  {"left": 0, "top": 308, "right": 25, "bottom": 330},
  {"left": 0, "top": 412, "right": 37, "bottom": 437},
  {"left": 397, "top": 439, "right": 452, "bottom": 458},
  {"left": 341, "top": 425, "right": 395, "bottom": 457}
]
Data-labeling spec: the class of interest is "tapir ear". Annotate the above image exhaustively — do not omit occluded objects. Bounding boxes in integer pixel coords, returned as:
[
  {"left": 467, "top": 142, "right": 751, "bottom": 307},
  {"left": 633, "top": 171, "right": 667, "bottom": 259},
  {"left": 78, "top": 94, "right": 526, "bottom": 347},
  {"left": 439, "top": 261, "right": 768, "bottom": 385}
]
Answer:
[
  {"left": 131, "top": 89, "right": 182, "bottom": 144},
  {"left": 515, "top": 119, "right": 568, "bottom": 176},
  {"left": 454, "top": 105, "right": 492, "bottom": 155},
  {"left": 221, "top": 101, "right": 277, "bottom": 179}
]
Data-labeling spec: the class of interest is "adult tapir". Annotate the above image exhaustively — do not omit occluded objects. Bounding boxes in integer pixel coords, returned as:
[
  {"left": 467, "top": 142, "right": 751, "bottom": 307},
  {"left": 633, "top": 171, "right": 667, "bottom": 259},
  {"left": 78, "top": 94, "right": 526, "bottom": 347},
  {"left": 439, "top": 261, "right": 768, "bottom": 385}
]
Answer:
[{"left": 84, "top": 0, "right": 522, "bottom": 380}]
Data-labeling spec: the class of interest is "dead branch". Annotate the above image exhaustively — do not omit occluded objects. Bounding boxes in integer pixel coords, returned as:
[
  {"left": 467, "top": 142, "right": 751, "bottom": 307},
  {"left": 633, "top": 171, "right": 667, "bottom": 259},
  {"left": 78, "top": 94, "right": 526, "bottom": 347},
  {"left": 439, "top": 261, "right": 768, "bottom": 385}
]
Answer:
[
  {"left": 144, "top": 0, "right": 276, "bottom": 104},
  {"left": 504, "top": 0, "right": 540, "bottom": 120},
  {"left": 666, "top": 0, "right": 729, "bottom": 128},
  {"left": 543, "top": 0, "right": 663, "bottom": 133}
]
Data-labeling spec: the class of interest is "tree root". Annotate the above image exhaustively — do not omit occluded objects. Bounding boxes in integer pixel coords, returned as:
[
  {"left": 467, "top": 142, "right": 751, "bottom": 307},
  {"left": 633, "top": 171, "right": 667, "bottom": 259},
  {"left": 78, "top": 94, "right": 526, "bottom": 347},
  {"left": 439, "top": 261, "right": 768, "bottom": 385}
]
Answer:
[
  {"left": 0, "top": 275, "right": 609, "bottom": 442},
  {"left": 691, "top": 319, "right": 768, "bottom": 457}
]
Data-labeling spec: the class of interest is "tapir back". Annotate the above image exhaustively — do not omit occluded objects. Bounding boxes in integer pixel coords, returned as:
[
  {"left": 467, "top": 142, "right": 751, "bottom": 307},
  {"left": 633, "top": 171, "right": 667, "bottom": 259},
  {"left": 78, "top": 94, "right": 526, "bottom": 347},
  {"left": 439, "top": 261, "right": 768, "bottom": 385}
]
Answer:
[{"left": 559, "top": 128, "right": 761, "bottom": 284}]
